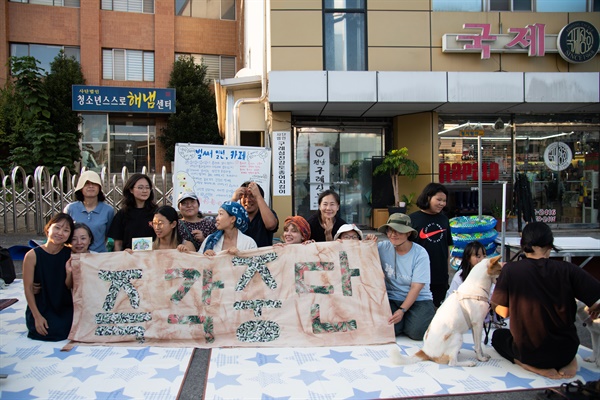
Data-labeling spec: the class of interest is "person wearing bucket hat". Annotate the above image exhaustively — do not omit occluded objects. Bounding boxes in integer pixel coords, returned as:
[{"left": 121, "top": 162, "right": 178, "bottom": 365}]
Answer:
[
  {"left": 376, "top": 213, "right": 435, "bottom": 340},
  {"left": 200, "top": 201, "right": 257, "bottom": 256},
  {"left": 334, "top": 224, "right": 363, "bottom": 240},
  {"left": 490, "top": 222, "right": 600, "bottom": 380},
  {"left": 333, "top": 224, "right": 376, "bottom": 241},
  {"left": 176, "top": 192, "right": 217, "bottom": 251},
  {"left": 64, "top": 170, "right": 114, "bottom": 253}
]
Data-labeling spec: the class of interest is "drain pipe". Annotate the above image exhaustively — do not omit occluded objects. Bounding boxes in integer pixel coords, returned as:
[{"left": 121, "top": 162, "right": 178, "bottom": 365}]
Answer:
[{"left": 232, "top": 0, "right": 269, "bottom": 146}]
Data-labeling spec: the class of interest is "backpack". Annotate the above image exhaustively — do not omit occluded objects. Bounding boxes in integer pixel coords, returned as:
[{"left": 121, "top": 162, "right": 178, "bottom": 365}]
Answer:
[{"left": 0, "top": 246, "right": 17, "bottom": 284}]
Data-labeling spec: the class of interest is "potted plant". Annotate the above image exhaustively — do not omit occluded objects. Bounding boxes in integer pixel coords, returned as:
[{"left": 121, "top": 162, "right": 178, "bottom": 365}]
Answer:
[
  {"left": 401, "top": 192, "right": 417, "bottom": 213},
  {"left": 374, "top": 147, "right": 419, "bottom": 213},
  {"left": 490, "top": 201, "right": 503, "bottom": 231}
]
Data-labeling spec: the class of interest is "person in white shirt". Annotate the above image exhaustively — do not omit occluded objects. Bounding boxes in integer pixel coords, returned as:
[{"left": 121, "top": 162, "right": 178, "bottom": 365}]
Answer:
[{"left": 199, "top": 201, "right": 257, "bottom": 255}]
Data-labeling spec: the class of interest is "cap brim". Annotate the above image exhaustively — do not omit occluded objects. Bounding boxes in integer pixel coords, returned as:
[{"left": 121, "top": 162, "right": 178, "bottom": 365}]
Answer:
[{"left": 378, "top": 223, "right": 416, "bottom": 236}]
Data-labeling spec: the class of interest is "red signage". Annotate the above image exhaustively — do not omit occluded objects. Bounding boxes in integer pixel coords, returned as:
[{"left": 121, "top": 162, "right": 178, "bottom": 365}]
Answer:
[{"left": 439, "top": 162, "right": 500, "bottom": 183}]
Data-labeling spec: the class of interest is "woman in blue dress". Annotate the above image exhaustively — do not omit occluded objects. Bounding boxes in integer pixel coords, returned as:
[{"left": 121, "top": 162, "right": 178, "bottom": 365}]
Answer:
[{"left": 23, "top": 213, "right": 75, "bottom": 341}]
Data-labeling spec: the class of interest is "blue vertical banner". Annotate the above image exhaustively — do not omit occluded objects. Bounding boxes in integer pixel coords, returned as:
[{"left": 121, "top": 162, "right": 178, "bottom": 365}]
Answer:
[{"left": 72, "top": 85, "right": 176, "bottom": 113}]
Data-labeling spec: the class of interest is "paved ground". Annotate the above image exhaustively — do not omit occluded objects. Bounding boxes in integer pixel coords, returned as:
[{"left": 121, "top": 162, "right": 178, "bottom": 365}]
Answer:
[{"left": 2, "top": 229, "right": 597, "bottom": 399}]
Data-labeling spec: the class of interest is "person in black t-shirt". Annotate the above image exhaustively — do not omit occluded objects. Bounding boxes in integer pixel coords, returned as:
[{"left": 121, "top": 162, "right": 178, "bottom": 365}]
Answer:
[
  {"left": 108, "top": 173, "right": 157, "bottom": 251},
  {"left": 231, "top": 181, "right": 278, "bottom": 248},
  {"left": 306, "top": 190, "right": 347, "bottom": 242},
  {"left": 491, "top": 222, "right": 600, "bottom": 379},
  {"left": 409, "top": 183, "right": 453, "bottom": 308}
]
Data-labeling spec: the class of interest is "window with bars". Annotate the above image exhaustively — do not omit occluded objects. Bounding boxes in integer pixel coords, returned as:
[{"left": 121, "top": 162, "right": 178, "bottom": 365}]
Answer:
[
  {"left": 175, "top": 0, "right": 235, "bottom": 20},
  {"left": 101, "top": 0, "right": 154, "bottom": 13},
  {"left": 176, "top": 53, "right": 236, "bottom": 82},
  {"left": 434, "top": 0, "right": 591, "bottom": 11},
  {"left": 10, "top": 43, "right": 80, "bottom": 73},
  {"left": 9, "top": 0, "right": 80, "bottom": 6},
  {"left": 103, "top": 49, "right": 154, "bottom": 81}
]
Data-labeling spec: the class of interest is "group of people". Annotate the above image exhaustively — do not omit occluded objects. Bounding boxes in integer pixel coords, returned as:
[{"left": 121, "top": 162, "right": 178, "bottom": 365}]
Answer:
[{"left": 22, "top": 172, "right": 600, "bottom": 381}]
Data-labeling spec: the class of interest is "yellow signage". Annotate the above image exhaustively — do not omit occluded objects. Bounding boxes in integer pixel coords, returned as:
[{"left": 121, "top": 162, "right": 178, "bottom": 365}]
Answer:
[{"left": 459, "top": 129, "right": 484, "bottom": 137}]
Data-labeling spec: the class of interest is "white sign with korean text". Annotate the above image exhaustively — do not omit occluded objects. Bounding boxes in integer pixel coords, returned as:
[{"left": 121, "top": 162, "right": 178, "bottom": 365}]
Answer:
[
  {"left": 272, "top": 131, "right": 291, "bottom": 196},
  {"left": 309, "top": 146, "right": 330, "bottom": 210},
  {"left": 174, "top": 143, "right": 271, "bottom": 214}
]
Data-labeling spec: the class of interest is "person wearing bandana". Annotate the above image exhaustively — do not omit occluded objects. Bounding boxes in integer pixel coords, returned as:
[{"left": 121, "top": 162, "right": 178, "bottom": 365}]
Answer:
[{"left": 199, "top": 201, "right": 257, "bottom": 256}]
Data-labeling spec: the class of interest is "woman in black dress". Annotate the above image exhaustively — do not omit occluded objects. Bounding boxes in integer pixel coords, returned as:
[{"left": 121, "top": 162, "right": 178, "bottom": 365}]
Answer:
[{"left": 23, "top": 213, "right": 75, "bottom": 341}]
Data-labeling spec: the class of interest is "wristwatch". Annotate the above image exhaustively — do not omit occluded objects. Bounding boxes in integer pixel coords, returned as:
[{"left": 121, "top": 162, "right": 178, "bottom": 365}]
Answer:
[{"left": 400, "top": 307, "right": 407, "bottom": 313}]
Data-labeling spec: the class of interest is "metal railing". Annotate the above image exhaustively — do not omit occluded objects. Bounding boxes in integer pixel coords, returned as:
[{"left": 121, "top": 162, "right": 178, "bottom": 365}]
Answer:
[{"left": 1, "top": 165, "right": 173, "bottom": 234}]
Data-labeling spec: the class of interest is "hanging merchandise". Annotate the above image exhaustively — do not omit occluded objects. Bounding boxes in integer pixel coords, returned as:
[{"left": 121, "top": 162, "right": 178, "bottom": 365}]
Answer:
[{"left": 513, "top": 173, "right": 535, "bottom": 232}]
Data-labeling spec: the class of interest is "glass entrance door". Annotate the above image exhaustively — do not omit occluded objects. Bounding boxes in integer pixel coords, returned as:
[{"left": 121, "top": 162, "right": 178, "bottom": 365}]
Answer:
[
  {"left": 109, "top": 118, "right": 156, "bottom": 173},
  {"left": 294, "top": 127, "right": 384, "bottom": 228}
]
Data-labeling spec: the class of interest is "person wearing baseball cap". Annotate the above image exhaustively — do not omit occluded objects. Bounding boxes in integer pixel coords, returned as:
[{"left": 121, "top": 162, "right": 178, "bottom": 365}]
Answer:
[
  {"left": 64, "top": 170, "right": 114, "bottom": 253},
  {"left": 376, "top": 213, "right": 435, "bottom": 340},
  {"left": 176, "top": 191, "right": 217, "bottom": 252}
]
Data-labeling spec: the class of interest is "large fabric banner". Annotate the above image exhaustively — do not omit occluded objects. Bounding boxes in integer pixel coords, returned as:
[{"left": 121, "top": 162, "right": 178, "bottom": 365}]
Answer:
[{"left": 69, "top": 241, "right": 395, "bottom": 348}]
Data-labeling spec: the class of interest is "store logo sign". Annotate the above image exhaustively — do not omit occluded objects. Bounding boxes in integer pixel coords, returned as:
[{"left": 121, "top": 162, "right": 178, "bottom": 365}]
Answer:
[
  {"left": 543, "top": 142, "right": 572, "bottom": 171},
  {"left": 557, "top": 21, "right": 599, "bottom": 64},
  {"left": 442, "top": 21, "right": 599, "bottom": 63}
]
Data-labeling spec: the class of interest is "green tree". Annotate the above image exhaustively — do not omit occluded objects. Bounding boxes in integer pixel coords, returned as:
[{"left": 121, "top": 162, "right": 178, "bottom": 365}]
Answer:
[
  {"left": 45, "top": 50, "right": 85, "bottom": 137},
  {"left": 159, "top": 55, "right": 222, "bottom": 161},
  {"left": 0, "top": 56, "right": 50, "bottom": 172},
  {"left": 0, "top": 55, "right": 84, "bottom": 174}
]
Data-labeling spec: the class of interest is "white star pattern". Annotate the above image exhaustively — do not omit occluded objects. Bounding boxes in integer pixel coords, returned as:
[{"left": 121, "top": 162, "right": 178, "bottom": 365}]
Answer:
[
  {"left": 457, "top": 375, "right": 498, "bottom": 391},
  {"left": 14, "top": 345, "right": 45, "bottom": 359},
  {"left": 307, "top": 390, "right": 337, "bottom": 400},
  {"left": 142, "top": 387, "right": 176, "bottom": 400},
  {"left": 162, "top": 348, "right": 190, "bottom": 361},
  {"left": 248, "top": 370, "right": 287, "bottom": 387},
  {"left": 331, "top": 367, "right": 370, "bottom": 383},
  {"left": 47, "top": 387, "right": 87, "bottom": 400},
  {"left": 392, "top": 386, "right": 427, "bottom": 397},
  {"left": 109, "top": 364, "right": 148, "bottom": 382},
  {"left": 89, "top": 347, "right": 120, "bottom": 361},
  {"left": 212, "top": 352, "right": 240, "bottom": 367},
  {"left": 358, "top": 347, "right": 389, "bottom": 361},
  {"left": 23, "top": 364, "right": 64, "bottom": 380}
]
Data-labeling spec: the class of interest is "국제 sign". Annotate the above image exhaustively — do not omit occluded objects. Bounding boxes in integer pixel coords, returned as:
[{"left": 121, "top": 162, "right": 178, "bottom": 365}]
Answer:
[
  {"left": 443, "top": 21, "right": 599, "bottom": 64},
  {"left": 557, "top": 21, "right": 600, "bottom": 64},
  {"left": 72, "top": 85, "right": 176, "bottom": 113}
]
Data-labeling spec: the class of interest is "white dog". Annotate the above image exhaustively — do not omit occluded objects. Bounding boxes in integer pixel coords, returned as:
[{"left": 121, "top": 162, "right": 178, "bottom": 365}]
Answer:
[
  {"left": 576, "top": 300, "right": 600, "bottom": 368},
  {"left": 392, "top": 255, "right": 503, "bottom": 367}
]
